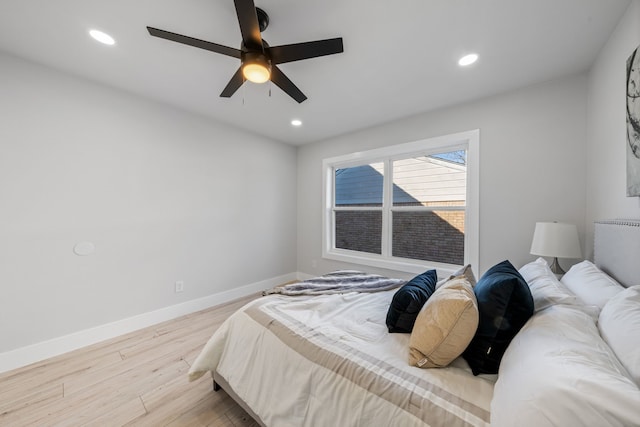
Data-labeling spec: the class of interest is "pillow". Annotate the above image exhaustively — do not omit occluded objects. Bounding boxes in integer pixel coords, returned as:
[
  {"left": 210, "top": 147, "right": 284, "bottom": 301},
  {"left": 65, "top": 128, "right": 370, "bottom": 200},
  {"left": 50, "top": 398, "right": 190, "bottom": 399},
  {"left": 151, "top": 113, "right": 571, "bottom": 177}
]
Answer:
[
  {"left": 519, "top": 257, "right": 580, "bottom": 312},
  {"left": 463, "top": 260, "right": 534, "bottom": 375},
  {"left": 561, "top": 260, "right": 624, "bottom": 309},
  {"left": 386, "top": 269, "right": 437, "bottom": 333},
  {"left": 598, "top": 285, "right": 640, "bottom": 385},
  {"left": 436, "top": 264, "right": 476, "bottom": 289},
  {"left": 409, "top": 277, "right": 478, "bottom": 368}
]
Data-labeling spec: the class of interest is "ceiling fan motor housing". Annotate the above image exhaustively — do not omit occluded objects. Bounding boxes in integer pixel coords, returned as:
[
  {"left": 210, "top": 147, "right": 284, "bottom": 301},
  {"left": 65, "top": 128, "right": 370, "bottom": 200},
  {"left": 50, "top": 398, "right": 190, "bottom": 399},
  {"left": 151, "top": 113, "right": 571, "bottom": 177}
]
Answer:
[
  {"left": 242, "top": 51, "right": 271, "bottom": 68},
  {"left": 256, "top": 7, "right": 269, "bottom": 32}
]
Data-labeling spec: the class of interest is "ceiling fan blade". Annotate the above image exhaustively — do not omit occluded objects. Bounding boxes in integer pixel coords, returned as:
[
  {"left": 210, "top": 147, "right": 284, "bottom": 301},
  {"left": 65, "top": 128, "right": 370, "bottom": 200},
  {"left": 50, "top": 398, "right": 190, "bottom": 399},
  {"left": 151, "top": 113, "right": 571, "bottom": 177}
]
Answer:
[
  {"left": 270, "top": 38, "right": 344, "bottom": 64},
  {"left": 220, "top": 67, "right": 245, "bottom": 98},
  {"left": 270, "top": 66, "right": 307, "bottom": 103},
  {"left": 147, "top": 27, "right": 241, "bottom": 58},
  {"left": 234, "top": 0, "right": 262, "bottom": 50}
]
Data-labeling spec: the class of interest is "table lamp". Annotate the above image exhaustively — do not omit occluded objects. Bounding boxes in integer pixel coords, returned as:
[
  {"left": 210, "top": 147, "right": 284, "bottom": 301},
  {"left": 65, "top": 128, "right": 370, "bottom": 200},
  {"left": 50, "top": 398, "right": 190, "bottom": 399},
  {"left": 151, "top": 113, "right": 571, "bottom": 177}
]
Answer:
[{"left": 530, "top": 222, "right": 582, "bottom": 275}]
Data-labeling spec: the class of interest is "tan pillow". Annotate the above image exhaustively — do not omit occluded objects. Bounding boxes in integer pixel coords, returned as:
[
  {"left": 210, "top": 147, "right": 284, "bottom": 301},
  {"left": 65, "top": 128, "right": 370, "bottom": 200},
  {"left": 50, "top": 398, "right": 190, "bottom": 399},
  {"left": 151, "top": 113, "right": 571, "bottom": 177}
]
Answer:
[{"left": 409, "top": 277, "right": 479, "bottom": 368}]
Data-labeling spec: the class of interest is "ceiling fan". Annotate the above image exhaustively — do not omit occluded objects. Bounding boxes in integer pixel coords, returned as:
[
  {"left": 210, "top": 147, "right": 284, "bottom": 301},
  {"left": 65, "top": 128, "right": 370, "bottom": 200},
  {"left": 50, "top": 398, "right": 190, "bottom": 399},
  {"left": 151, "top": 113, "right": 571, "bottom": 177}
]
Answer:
[{"left": 147, "top": 0, "right": 344, "bottom": 103}]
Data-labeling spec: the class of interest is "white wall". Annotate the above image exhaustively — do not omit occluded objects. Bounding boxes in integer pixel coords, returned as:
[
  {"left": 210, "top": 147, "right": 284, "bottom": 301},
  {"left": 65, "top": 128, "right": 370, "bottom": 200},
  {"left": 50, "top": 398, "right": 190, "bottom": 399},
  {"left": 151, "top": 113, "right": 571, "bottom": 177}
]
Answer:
[
  {"left": 0, "top": 53, "right": 297, "bottom": 354},
  {"left": 297, "top": 74, "right": 588, "bottom": 280},
  {"left": 586, "top": 0, "right": 640, "bottom": 258}
]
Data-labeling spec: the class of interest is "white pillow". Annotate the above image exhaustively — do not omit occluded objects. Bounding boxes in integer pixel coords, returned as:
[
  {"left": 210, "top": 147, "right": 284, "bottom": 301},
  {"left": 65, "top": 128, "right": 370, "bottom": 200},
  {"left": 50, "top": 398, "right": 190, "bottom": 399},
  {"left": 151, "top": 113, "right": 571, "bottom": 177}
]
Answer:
[
  {"left": 519, "top": 258, "right": 579, "bottom": 312},
  {"left": 561, "top": 260, "right": 624, "bottom": 309},
  {"left": 598, "top": 286, "right": 640, "bottom": 385}
]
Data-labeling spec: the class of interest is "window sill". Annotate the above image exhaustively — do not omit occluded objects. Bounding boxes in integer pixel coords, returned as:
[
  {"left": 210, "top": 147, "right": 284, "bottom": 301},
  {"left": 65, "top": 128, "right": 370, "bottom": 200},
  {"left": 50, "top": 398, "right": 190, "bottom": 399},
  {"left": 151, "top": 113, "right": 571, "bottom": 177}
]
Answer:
[{"left": 323, "top": 249, "right": 461, "bottom": 277}]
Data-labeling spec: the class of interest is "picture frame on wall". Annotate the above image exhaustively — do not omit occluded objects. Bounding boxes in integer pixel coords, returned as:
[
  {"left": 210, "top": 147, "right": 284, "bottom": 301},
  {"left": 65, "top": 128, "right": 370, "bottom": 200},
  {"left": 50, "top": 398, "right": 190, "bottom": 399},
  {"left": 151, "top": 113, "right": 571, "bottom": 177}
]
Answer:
[{"left": 626, "top": 44, "right": 640, "bottom": 196}]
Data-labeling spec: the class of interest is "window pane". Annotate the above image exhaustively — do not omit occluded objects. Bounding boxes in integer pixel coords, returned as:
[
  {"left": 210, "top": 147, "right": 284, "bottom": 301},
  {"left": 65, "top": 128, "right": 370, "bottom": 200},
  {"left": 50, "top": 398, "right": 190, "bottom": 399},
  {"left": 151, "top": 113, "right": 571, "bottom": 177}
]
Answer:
[
  {"left": 335, "top": 163, "right": 384, "bottom": 207},
  {"left": 335, "top": 211, "right": 382, "bottom": 254},
  {"left": 392, "top": 211, "right": 464, "bottom": 264},
  {"left": 392, "top": 151, "right": 466, "bottom": 206}
]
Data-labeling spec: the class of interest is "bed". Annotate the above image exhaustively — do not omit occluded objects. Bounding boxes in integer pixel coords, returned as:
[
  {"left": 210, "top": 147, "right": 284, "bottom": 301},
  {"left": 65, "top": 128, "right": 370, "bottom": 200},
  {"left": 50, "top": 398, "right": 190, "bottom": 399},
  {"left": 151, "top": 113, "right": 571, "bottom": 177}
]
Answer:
[{"left": 189, "top": 221, "right": 640, "bottom": 426}]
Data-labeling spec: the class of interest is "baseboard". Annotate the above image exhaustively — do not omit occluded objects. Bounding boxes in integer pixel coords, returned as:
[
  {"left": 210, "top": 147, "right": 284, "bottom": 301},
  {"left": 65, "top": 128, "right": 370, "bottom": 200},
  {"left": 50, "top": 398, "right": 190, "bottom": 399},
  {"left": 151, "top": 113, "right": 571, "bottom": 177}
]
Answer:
[
  {"left": 296, "top": 272, "right": 315, "bottom": 280},
  {"left": 0, "top": 272, "right": 299, "bottom": 374}
]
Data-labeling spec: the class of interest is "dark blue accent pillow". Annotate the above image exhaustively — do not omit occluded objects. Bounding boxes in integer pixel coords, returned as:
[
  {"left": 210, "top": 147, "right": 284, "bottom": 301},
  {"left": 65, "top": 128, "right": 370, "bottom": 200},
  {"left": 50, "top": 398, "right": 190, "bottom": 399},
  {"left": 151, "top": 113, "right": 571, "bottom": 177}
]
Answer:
[
  {"left": 463, "top": 260, "right": 534, "bottom": 375},
  {"left": 386, "top": 269, "right": 437, "bottom": 333}
]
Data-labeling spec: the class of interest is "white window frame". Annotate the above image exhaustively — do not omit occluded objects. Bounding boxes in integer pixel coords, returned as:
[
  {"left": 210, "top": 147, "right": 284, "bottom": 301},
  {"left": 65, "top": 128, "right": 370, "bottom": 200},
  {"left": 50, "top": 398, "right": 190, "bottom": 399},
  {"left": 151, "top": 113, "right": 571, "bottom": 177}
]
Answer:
[{"left": 322, "top": 129, "right": 479, "bottom": 275}]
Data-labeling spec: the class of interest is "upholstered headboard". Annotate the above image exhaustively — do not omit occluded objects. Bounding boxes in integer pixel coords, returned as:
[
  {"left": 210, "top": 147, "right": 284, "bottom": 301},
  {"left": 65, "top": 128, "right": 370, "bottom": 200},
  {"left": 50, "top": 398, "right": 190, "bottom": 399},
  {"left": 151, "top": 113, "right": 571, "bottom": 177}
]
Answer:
[{"left": 594, "top": 219, "right": 640, "bottom": 288}]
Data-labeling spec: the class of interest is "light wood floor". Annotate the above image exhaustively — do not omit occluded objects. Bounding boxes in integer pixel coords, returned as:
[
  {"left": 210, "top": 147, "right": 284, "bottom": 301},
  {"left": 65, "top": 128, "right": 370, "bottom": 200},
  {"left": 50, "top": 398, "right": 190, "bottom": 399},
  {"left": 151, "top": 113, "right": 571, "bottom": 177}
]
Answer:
[{"left": 0, "top": 293, "right": 262, "bottom": 426}]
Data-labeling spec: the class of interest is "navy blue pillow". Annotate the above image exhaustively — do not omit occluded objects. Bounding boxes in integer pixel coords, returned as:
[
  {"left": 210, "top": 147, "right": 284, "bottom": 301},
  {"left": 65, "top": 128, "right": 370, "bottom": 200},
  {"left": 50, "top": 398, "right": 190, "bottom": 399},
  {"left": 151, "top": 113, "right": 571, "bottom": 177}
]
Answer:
[
  {"left": 463, "top": 260, "right": 534, "bottom": 375},
  {"left": 386, "top": 269, "right": 437, "bottom": 333}
]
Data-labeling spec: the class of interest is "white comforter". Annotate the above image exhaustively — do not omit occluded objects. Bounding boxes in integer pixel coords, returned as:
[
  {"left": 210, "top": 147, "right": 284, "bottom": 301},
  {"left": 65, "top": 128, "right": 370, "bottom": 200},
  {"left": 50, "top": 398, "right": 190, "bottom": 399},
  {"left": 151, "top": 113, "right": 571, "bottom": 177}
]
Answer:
[
  {"left": 189, "top": 291, "right": 495, "bottom": 427},
  {"left": 491, "top": 304, "right": 640, "bottom": 427}
]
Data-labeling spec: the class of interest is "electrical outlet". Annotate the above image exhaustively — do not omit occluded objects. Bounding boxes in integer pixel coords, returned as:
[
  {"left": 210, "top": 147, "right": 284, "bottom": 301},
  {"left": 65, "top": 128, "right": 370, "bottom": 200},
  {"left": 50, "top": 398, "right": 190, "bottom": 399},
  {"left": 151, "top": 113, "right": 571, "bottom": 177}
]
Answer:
[{"left": 175, "top": 281, "right": 184, "bottom": 293}]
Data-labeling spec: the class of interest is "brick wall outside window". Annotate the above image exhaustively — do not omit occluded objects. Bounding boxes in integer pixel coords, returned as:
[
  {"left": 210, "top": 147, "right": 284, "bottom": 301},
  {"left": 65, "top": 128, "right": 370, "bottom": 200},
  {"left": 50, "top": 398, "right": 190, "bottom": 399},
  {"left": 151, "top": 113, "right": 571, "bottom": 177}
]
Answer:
[
  {"left": 335, "top": 209, "right": 464, "bottom": 265},
  {"left": 335, "top": 211, "right": 382, "bottom": 254},
  {"left": 393, "top": 211, "right": 464, "bottom": 265}
]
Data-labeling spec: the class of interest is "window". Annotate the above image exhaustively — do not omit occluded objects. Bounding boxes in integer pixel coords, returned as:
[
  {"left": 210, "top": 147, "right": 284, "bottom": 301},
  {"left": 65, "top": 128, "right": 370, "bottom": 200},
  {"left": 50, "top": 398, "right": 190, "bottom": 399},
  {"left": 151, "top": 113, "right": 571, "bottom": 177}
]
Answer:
[{"left": 322, "top": 130, "right": 479, "bottom": 275}]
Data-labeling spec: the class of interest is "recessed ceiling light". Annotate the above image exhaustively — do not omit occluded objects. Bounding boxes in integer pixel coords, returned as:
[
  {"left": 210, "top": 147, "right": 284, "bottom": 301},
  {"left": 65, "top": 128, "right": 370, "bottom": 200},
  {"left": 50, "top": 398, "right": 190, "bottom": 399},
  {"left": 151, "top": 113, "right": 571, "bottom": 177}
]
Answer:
[
  {"left": 89, "top": 29, "right": 115, "bottom": 46},
  {"left": 291, "top": 119, "right": 302, "bottom": 127},
  {"left": 458, "top": 53, "right": 478, "bottom": 67}
]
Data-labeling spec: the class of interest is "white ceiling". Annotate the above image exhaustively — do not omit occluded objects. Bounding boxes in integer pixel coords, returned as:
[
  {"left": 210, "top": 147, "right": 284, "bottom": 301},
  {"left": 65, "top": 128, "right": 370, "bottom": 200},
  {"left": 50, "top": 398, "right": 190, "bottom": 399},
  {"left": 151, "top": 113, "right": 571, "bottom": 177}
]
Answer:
[{"left": 0, "top": 0, "right": 630, "bottom": 145}]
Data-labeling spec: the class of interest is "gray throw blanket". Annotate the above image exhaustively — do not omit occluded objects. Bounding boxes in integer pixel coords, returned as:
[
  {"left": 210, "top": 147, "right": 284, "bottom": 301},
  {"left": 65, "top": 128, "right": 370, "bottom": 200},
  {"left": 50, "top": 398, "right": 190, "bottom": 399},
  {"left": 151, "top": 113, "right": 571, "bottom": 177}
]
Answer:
[{"left": 264, "top": 270, "right": 406, "bottom": 296}]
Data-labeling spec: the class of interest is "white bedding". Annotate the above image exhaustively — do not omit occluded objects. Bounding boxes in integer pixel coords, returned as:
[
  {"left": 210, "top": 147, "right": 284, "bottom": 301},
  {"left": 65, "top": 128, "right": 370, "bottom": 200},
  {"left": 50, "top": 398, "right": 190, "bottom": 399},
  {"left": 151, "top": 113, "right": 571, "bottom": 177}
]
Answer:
[
  {"left": 189, "top": 291, "right": 495, "bottom": 427},
  {"left": 491, "top": 304, "right": 640, "bottom": 427}
]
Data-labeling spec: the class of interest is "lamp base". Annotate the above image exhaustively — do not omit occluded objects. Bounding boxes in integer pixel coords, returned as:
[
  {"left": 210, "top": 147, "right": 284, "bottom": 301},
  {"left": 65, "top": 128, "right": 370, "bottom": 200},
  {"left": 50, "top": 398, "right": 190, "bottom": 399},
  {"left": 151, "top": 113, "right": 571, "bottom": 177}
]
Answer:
[{"left": 549, "top": 257, "right": 566, "bottom": 275}]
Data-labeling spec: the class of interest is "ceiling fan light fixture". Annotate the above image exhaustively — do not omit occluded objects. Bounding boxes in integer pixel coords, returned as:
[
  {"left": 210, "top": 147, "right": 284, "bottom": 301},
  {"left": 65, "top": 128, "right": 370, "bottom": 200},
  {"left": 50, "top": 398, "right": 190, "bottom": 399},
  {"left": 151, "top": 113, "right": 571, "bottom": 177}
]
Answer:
[{"left": 242, "top": 52, "right": 271, "bottom": 83}]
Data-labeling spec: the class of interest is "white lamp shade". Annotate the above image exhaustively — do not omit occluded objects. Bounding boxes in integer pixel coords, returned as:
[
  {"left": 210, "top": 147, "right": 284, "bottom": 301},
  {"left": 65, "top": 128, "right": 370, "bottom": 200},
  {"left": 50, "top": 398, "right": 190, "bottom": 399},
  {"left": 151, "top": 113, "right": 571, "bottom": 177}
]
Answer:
[{"left": 530, "top": 222, "right": 582, "bottom": 259}]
